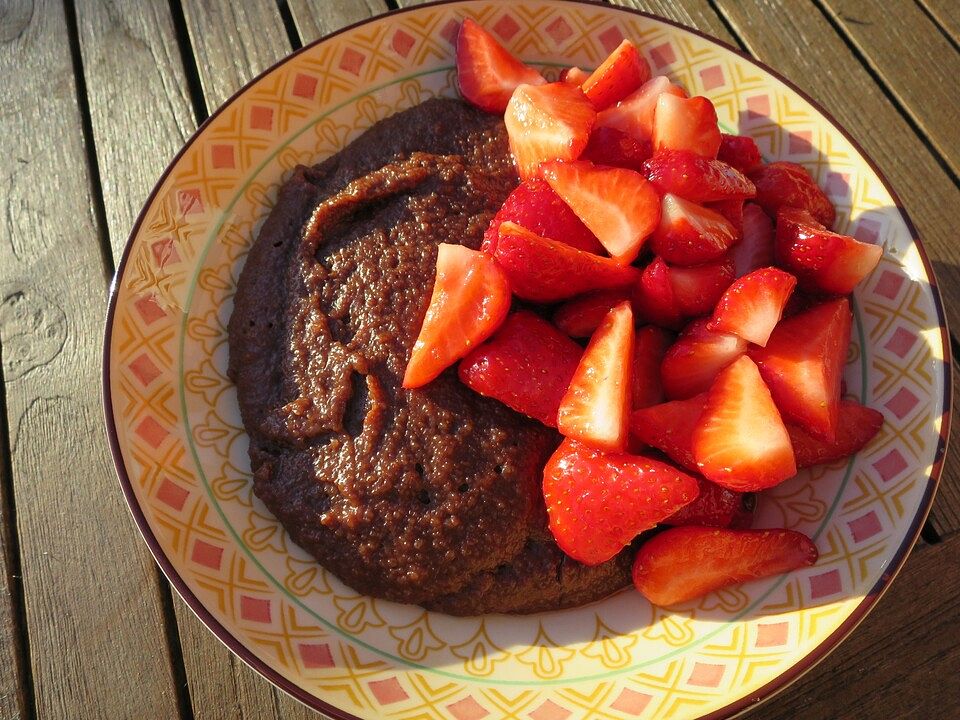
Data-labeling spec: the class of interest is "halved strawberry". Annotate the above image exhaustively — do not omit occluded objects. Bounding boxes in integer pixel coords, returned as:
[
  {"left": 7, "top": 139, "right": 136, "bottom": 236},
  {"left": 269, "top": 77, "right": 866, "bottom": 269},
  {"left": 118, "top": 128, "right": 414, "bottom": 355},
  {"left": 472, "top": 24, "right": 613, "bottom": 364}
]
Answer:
[
  {"left": 664, "top": 477, "right": 755, "bottom": 529},
  {"left": 775, "top": 208, "right": 883, "bottom": 295},
  {"left": 595, "top": 75, "right": 687, "bottom": 143},
  {"left": 540, "top": 160, "right": 660, "bottom": 264},
  {"left": 750, "top": 298, "right": 852, "bottom": 442},
  {"left": 668, "top": 259, "right": 736, "bottom": 318},
  {"left": 494, "top": 222, "right": 640, "bottom": 302},
  {"left": 706, "top": 199, "right": 744, "bottom": 232},
  {"left": 632, "top": 527, "right": 818, "bottom": 606},
  {"left": 482, "top": 178, "right": 604, "bottom": 255},
  {"left": 557, "top": 301, "right": 634, "bottom": 451},
  {"left": 730, "top": 203, "right": 774, "bottom": 278},
  {"left": 707, "top": 267, "right": 797, "bottom": 347},
  {"left": 645, "top": 149, "right": 755, "bottom": 202},
  {"left": 717, "top": 133, "right": 763, "bottom": 173},
  {"left": 661, "top": 318, "right": 747, "bottom": 400},
  {"left": 403, "top": 244, "right": 510, "bottom": 388},
  {"left": 543, "top": 438, "right": 700, "bottom": 565},
  {"left": 651, "top": 194, "right": 738, "bottom": 266},
  {"left": 581, "top": 126, "right": 652, "bottom": 171},
  {"left": 692, "top": 355, "right": 797, "bottom": 490},
  {"left": 790, "top": 400, "right": 884, "bottom": 468},
  {"left": 459, "top": 311, "right": 582, "bottom": 427},
  {"left": 553, "top": 289, "right": 630, "bottom": 338},
  {"left": 505, "top": 82, "right": 596, "bottom": 179},
  {"left": 652, "top": 94, "right": 722, "bottom": 158},
  {"left": 456, "top": 18, "right": 546, "bottom": 113},
  {"left": 581, "top": 39, "right": 651, "bottom": 110},
  {"left": 629, "top": 393, "right": 706, "bottom": 473},
  {"left": 633, "top": 257, "right": 683, "bottom": 329},
  {"left": 749, "top": 162, "right": 836, "bottom": 227},
  {"left": 632, "top": 325, "right": 673, "bottom": 409},
  {"left": 560, "top": 66, "right": 591, "bottom": 85}
]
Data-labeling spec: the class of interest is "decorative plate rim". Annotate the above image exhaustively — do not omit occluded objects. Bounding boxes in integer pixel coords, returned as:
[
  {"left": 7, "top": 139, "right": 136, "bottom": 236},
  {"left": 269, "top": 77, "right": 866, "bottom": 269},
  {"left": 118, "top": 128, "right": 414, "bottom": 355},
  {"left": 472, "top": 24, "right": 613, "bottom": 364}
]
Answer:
[{"left": 101, "top": 1, "right": 952, "bottom": 718}]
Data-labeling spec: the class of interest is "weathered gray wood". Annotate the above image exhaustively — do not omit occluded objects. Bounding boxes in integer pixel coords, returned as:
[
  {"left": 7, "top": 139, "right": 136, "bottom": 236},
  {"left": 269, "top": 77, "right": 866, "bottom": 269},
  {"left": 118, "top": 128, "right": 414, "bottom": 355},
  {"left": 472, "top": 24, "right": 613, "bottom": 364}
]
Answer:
[
  {"left": 919, "top": 0, "right": 960, "bottom": 47},
  {"left": 745, "top": 532, "right": 960, "bottom": 718},
  {"left": 75, "top": 0, "right": 195, "bottom": 265},
  {"left": 818, "top": 0, "right": 960, "bottom": 178},
  {"left": 287, "top": 0, "right": 387, "bottom": 44},
  {"left": 180, "top": 0, "right": 291, "bottom": 111},
  {"left": 610, "top": 0, "right": 737, "bottom": 42},
  {"left": 0, "top": 1, "right": 183, "bottom": 717},
  {"left": 0, "top": 397, "right": 27, "bottom": 720},
  {"left": 708, "top": 0, "right": 960, "bottom": 535},
  {"left": 394, "top": 0, "right": 432, "bottom": 7}
]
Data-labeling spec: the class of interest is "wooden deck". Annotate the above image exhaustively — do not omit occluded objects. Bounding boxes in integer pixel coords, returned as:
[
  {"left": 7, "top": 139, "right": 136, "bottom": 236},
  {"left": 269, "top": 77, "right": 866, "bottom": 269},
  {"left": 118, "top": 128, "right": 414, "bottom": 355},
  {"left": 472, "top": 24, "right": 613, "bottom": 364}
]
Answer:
[{"left": 1, "top": 1, "right": 958, "bottom": 717}]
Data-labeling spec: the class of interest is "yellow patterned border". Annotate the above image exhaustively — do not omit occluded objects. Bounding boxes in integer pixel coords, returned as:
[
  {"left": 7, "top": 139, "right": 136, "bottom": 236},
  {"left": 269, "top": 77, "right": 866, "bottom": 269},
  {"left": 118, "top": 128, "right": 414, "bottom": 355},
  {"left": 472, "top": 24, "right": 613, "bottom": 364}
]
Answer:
[{"left": 106, "top": 3, "right": 947, "bottom": 719}]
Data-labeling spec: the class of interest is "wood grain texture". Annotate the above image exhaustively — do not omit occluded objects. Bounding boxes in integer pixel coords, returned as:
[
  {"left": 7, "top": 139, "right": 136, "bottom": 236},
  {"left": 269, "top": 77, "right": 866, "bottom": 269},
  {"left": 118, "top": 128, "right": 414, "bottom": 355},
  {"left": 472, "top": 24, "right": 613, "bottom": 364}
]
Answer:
[
  {"left": 919, "top": 0, "right": 960, "bottom": 46},
  {"left": 0, "top": 1, "right": 182, "bottom": 718},
  {"left": 0, "top": 391, "right": 27, "bottom": 720},
  {"left": 287, "top": 0, "right": 387, "bottom": 44},
  {"left": 610, "top": 0, "right": 736, "bottom": 42},
  {"left": 743, "top": 532, "right": 960, "bottom": 719},
  {"left": 180, "top": 0, "right": 290, "bottom": 110},
  {"left": 75, "top": 0, "right": 195, "bottom": 264},
  {"left": 817, "top": 0, "right": 960, "bottom": 178}
]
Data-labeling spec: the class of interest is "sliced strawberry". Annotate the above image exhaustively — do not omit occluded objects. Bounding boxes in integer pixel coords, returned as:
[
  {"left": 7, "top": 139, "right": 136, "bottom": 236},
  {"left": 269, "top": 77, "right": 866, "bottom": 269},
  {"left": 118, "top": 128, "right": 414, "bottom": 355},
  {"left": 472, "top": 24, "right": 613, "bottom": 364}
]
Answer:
[
  {"left": 541, "top": 160, "right": 660, "bottom": 264},
  {"left": 652, "top": 94, "right": 722, "bottom": 158},
  {"left": 482, "top": 178, "right": 604, "bottom": 255},
  {"left": 661, "top": 318, "right": 747, "bottom": 400},
  {"left": 553, "top": 288, "right": 630, "bottom": 338},
  {"left": 505, "top": 82, "right": 596, "bottom": 179},
  {"left": 730, "top": 203, "right": 774, "bottom": 278},
  {"left": 707, "top": 199, "right": 744, "bottom": 232},
  {"left": 750, "top": 298, "right": 852, "bottom": 442},
  {"left": 557, "top": 301, "right": 634, "bottom": 452},
  {"left": 632, "top": 325, "right": 673, "bottom": 409},
  {"left": 595, "top": 75, "right": 687, "bottom": 143},
  {"left": 581, "top": 39, "right": 651, "bottom": 110},
  {"left": 459, "top": 311, "right": 582, "bottom": 427},
  {"left": 629, "top": 393, "right": 706, "bottom": 473},
  {"left": 581, "top": 126, "right": 652, "bottom": 171},
  {"left": 664, "top": 477, "right": 755, "bottom": 529},
  {"left": 668, "top": 259, "right": 736, "bottom": 318},
  {"left": 403, "top": 244, "right": 510, "bottom": 388},
  {"left": 708, "top": 267, "right": 796, "bottom": 347},
  {"left": 633, "top": 527, "right": 818, "bottom": 606},
  {"left": 456, "top": 18, "right": 545, "bottom": 113},
  {"left": 717, "top": 133, "right": 763, "bottom": 173},
  {"left": 543, "top": 438, "right": 700, "bottom": 565},
  {"left": 692, "top": 356, "right": 797, "bottom": 490},
  {"left": 494, "top": 222, "right": 640, "bottom": 303},
  {"left": 560, "top": 66, "right": 591, "bottom": 85},
  {"left": 775, "top": 208, "right": 883, "bottom": 295},
  {"left": 632, "top": 257, "right": 684, "bottom": 329},
  {"left": 749, "top": 162, "right": 836, "bottom": 227},
  {"left": 790, "top": 400, "right": 884, "bottom": 468},
  {"left": 651, "top": 194, "right": 738, "bottom": 266},
  {"left": 645, "top": 149, "right": 755, "bottom": 202}
]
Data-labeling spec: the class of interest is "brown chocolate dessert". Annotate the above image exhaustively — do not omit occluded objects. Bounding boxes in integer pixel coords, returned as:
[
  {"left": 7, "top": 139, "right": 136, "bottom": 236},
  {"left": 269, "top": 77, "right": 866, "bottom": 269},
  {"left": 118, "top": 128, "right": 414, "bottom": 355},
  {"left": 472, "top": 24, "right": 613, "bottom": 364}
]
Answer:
[{"left": 228, "top": 98, "right": 631, "bottom": 615}]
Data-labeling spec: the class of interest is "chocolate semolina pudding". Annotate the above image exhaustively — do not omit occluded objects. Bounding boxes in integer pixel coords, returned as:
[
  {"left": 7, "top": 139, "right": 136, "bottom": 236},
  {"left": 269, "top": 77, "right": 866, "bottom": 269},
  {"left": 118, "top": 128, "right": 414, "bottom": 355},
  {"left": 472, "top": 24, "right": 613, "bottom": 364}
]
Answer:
[{"left": 228, "top": 98, "right": 631, "bottom": 615}]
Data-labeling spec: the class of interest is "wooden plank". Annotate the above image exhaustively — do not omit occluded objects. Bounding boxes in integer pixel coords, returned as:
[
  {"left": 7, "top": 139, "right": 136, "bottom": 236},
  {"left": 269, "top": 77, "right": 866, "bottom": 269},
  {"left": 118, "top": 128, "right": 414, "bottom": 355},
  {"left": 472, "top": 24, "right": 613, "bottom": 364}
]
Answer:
[
  {"left": 0, "top": 396, "right": 27, "bottom": 720},
  {"left": 928, "top": 359, "right": 960, "bottom": 540},
  {"left": 180, "top": 0, "right": 292, "bottom": 111},
  {"left": 744, "top": 533, "right": 960, "bottom": 718},
  {"left": 817, "top": 0, "right": 960, "bottom": 177},
  {"left": 610, "top": 0, "right": 737, "bottom": 42},
  {"left": 286, "top": 0, "right": 387, "bottom": 44},
  {"left": 919, "top": 0, "right": 960, "bottom": 46},
  {"left": 0, "top": 1, "right": 182, "bottom": 717}
]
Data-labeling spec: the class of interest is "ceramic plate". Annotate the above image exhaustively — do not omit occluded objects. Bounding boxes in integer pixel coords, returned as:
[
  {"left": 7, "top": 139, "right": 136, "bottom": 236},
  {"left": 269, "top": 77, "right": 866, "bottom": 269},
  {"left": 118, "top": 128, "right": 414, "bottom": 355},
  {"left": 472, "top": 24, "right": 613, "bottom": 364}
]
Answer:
[{"left": 103, "top": 2, "right": 950, "bottom": 718}]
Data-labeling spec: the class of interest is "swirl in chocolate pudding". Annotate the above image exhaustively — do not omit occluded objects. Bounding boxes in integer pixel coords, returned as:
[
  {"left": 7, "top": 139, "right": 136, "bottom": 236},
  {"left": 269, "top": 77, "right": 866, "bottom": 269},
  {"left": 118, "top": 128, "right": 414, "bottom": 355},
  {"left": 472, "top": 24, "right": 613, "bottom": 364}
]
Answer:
[{"left": 228, "top": 98, "right": 631, "bottom": 614}]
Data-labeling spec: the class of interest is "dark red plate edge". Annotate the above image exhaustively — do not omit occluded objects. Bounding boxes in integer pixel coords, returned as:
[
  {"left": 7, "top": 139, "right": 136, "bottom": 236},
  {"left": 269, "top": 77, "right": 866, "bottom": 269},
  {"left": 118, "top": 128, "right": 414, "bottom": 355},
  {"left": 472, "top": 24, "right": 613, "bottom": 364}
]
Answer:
[{"left": 99, "top": 1, "right": 953, "bottom": 718}]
